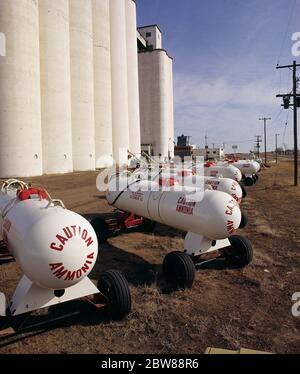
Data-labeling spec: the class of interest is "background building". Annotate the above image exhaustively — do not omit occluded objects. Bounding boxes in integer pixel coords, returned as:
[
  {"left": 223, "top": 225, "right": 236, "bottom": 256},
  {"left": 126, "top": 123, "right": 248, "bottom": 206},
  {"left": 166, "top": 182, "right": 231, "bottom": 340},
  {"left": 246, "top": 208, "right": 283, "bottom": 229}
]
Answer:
[
  {"left": 138, "top": 25, "right": 174, "bottom": 160},
  {"left": 0, "top": 0, "right": 174, "bottom": 177}
]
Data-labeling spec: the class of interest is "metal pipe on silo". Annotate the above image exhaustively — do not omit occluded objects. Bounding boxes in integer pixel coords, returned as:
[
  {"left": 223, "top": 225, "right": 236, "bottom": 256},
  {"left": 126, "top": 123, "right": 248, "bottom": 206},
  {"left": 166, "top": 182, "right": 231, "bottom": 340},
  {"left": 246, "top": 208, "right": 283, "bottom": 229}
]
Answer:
[
  {"left": 39, "top": 0, "right": 73, "bottom": 174},
  {"left": 0, "top": 0, "right": 43, "bottom": 177},
  {"left": 110, "top": 0, "right": 130, "bottom": 165},
  {"left": 70, "top": 0, "right": 95, "bottom": 171},
  {"left": 125, "top": 0, "right": 141, "bottom": 156},
  {"left": 92, "top": 0, "right": 113, "bottom": 169}
]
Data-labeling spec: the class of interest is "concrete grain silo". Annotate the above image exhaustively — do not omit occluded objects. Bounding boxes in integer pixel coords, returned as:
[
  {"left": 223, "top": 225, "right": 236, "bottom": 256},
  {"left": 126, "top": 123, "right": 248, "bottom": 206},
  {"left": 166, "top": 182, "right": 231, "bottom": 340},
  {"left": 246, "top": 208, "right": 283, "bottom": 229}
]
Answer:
[
  {"left": 125, "top": 0, "right": 141, "bottom": 156},
  {"left": 0, "top": 0, "right": 43, "bottom": 177},
  {"left": 110, "top": 0, "right": 130, "bottom": 165},
  {"left": 138, "top": 25, "right": 174, "bottom": 160},
  {"left": 39, "top": 0, "right": 73, "bottom": 174},
  {"left": 70, "top": 0, "right": 95, "bottom": 171},
  {"left": 168, "top": 57, "right": 175, "bottom": 158},
  {"left": 138, "top": 49, "right": 172, "bottom": 159},
  {"left": 92, "top": 0, "right": 113, "bottom": 169}
]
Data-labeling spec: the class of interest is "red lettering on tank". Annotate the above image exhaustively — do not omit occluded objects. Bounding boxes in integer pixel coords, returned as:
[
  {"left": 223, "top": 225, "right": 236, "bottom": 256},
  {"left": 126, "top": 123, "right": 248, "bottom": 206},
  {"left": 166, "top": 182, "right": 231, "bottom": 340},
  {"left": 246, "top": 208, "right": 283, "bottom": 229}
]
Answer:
[
  {"left": 49, "top": 254, "right": 95, "bottom": 281},
  {"left": 85, "top": 237, "right": 93, "bottom": 247},
  {"left": 71, "top": 225, "right": 77, "bottom": 236},
  {"left": 81, "top": 263, "right": 90, "bottom": 273},
  {"left": 227, "top": 220, "right": 235, "bottom": 234},
  {"left": 56, "top": 234, "right": 68, "bottom": 245},
  {"left": 76, "top": 269, "right": 82, "bottom": 278},
  {"left": 63, "top": 227, "right": 73, "bottom": 239},
  {"left": 53, "top": 266, "right": 68, "bottom": 279},
  {"left": 49, "top": 263, "right": 63, "bottom": 271},
  {"left": 65, "top": 271, "right": 76, "bottom": 281},
  {"left": 82, "top": 229, "right": 87, "bottom": 240},
  {"left": 50, "top": 243, "right": 63, "bottom": 251},
  {"left": 49, "top": 226, "right": 94, "bottom": 252}
]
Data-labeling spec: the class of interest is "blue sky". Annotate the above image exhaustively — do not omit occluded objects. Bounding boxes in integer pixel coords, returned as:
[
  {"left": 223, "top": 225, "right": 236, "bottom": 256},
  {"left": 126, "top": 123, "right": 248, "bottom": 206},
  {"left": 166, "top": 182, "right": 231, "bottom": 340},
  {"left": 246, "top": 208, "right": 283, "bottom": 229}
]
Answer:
[{"left": 137, "top": 0, "right": 300, "bottom": 152}]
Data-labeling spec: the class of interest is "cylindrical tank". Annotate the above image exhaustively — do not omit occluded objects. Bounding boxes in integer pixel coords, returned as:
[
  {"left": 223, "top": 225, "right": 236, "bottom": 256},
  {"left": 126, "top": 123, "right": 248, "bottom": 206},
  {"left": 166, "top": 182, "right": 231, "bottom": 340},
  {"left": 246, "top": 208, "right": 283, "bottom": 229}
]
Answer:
[
  {"left": 182, "top": 176, "right": 243, "bottom": 202},
  {"left": 92, "top": 0, "right": 113, "bottom": 169},
  {"left": 138, "top": 50, "right": 170, "bottom": 159},
  {"left": 0, "top": 0, "right": 43, "bottom": 177},
  {"left": 0, "top": 185, "right": 98, "bottom": 290},
  {"left": 125, "top": 0, "right": 141, "bottom": 156},
  {"left": 39, "top": 0, "right": 73, "bottom": 174},
  {"left": 168, "top": 57, "right": 175, "bottom": 159},
  {"left": 70, "top": 0, "right": 95, "bottom": 171},
  {"left": 231, "top": 160, "right": 260, "bottom": 175},
  {"left": 107, "top": 179, "right": 241, "bottom": 240},
  {"left": 204, "top": 164, "right": 242, "bottom": 182},
  {"left": 110, "top": 0, "right": 130, "bottom": 164}
]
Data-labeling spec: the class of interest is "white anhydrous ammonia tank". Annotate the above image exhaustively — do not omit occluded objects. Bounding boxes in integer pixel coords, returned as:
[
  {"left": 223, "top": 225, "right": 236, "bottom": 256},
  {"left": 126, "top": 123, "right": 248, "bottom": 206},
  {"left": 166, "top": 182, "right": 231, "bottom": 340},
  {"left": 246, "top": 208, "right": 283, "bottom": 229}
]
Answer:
[
  {"left": 138, "top": 50, "right": 171, "bottom": 158},
  {"left": 125, "top": 0, "right": 141, "bottom": 156},
  {"left": 182, "top": 176, "right": 243, "bottom": 203},
  {"left": 110, "top": 0, "right": 130, "bottom": 164},
  {"left": 0, "top": 181, "right": 98, "bottom": 315},
  {"left": 92, "top": 0, "right": 113, "bottom": 169},
  {"left": 70, "top": 0, "right": 95, "bottom": 171},
  {"left": 107, "top": 180, "right": 241, "bottom": 240},
  {"left": 39, "top": 0, "right": 73, "bottom": 174},
  {"left": 204, "top": 164, "right": 242, "bottom": 182},
  {"left": 0, "top": 0, "right": 43, "bottom": 177},
  {"left": 231, "top": 160, "right": 260, "bottom": 176}
]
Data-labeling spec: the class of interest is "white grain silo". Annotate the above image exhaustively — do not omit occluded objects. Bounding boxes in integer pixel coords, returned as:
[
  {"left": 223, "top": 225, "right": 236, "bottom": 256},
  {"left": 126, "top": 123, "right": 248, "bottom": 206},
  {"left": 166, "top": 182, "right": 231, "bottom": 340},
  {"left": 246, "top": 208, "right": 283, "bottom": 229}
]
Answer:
[
  {"left": 92, "top": 0, "right": 113, "bottom": 169},
  {"left": 125, "top": 0, "right": 141, "bottom": 156},
  {"left": 168, "top": 56, "right": 175, "bottom": 158},
  {"left": 110, "top": 0, "right": 130, "bottom": 165},
  {"left": 70, "top": 0, "right": 95, "bottom": 171},
  {"left": 0, "top": 0, "right": 42, "bottom": 177},
  {"left": 138, "top": 49, "right": 170, "bottom": 159},
  {"left": 138, "top": 25, "right": 175, "bottom": 160},
  {"left": 39, "top": 0, "right": 73, "bottom": 174}
]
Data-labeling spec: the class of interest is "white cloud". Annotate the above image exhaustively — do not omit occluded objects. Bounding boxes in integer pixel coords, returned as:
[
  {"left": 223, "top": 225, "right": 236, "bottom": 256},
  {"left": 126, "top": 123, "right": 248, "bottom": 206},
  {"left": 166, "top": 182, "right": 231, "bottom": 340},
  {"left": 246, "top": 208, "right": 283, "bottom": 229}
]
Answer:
[{"left": 173, "top": 73, "right": 283, "bottom": 151}]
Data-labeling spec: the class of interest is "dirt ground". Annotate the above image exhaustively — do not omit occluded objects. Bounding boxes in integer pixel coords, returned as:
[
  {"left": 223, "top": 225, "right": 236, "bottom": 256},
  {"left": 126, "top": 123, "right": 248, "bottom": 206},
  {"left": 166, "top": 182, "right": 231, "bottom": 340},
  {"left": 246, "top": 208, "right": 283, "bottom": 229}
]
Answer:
[{"left": 0, "top": 159, "right": 299, "bottom": 354}]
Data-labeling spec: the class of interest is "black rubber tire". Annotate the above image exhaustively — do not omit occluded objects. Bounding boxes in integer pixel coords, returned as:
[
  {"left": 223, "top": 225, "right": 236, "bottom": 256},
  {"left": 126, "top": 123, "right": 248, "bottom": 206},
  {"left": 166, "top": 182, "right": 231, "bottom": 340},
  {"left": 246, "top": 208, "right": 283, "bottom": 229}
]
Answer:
[
  {"left": 0, "top": 315, "right": 8, "bottom": 331},
  {"left": 227, "top": 235, "right": 253, "bottom": 267},
  {"left": 142, "top": 219, "right": 156, "bottom": 233},
  {"left": 162, "top": 251, "right": 195, "bottom": 289},
  {"left": 239, "top": 209, "right": 248, "bottom": 229},
  {"left": 244, "top": 177, "right": 254, "bottom": 186},
  {"left": 98, "top": 270, "right": 131, "bottom": 320},
  {"left": 239, "top": 183, "right": 247, "bottom": 198},
  {"left": 90, "top": 217, "right": 110, "bottom": 244}
]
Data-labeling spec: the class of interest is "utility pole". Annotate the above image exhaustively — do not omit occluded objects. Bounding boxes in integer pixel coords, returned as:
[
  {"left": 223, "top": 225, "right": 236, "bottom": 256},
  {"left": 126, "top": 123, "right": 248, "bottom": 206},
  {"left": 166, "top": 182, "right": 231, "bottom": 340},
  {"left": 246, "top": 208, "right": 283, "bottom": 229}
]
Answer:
[
  {"left": 259, "top": 117, "right": 272, "bottom": 165},
  {"left": 276, "top": 61, "right": 300, "bottom": 186},
  {"left": 254, "top": 135, "right": 262, "bottom": 158},
  {"left": 275, "top": 133, "right": 280, "bottom": 163},
  {"left": 205, "top": 133, "right": 208, "bottom": 161}
]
